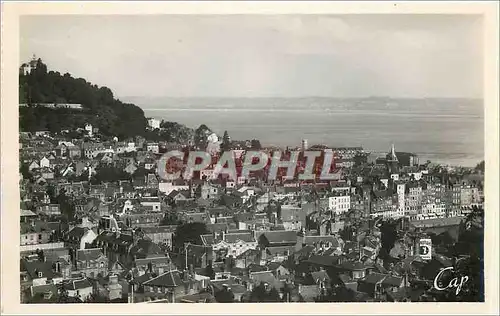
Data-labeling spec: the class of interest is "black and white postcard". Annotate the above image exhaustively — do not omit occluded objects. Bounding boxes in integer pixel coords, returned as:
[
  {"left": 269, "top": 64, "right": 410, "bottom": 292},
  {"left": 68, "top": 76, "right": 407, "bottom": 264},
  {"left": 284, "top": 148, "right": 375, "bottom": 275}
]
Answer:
[{"left": 1, "top": 1, "right": 498, "bottom": 315}]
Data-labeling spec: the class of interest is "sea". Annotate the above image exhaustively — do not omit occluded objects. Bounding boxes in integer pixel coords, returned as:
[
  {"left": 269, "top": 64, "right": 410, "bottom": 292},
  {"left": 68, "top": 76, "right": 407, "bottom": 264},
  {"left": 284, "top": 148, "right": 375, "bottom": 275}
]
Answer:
[{"left": 127, "top": 97, "right": 484, "bottom": 167}]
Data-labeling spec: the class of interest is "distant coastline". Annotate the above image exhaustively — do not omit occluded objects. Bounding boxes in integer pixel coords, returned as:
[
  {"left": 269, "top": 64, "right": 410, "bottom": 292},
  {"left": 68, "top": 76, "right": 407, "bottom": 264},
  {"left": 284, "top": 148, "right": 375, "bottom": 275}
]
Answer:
[{"left": 133, "top": 97, "right": 483, "bottom": 168}]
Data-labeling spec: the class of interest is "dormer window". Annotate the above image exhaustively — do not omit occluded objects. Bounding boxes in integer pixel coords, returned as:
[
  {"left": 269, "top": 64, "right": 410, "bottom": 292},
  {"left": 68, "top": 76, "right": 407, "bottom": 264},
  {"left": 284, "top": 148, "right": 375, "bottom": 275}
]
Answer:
[{"left": 38, "top": 272, "right": 43, "bottom": 278}]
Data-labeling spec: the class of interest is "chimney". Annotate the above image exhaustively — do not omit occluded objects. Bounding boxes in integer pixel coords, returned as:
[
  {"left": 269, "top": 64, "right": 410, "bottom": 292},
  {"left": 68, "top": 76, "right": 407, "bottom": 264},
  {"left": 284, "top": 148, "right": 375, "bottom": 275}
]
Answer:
[
  {"left": 189, "top": 263, "right": 194, "bottom": 274},
  {"left": 109, "top": 274, "right": 118, "bottom": 284}
]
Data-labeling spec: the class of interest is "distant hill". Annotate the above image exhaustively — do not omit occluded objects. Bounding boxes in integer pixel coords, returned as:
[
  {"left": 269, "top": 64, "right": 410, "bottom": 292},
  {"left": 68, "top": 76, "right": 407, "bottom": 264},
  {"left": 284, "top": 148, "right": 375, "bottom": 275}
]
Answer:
[{"left": 19, "top": 58, "right": 148, "bottom": 139}]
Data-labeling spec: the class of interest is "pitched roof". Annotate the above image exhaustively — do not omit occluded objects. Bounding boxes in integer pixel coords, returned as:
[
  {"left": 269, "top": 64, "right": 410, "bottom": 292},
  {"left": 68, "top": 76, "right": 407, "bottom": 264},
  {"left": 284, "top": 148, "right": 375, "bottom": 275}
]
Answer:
[
  {"left": 259, "top": 230, "right": 297, "bottom": 244},
  {"left": 135, "top": 254, "right": 170, "bottom": 267},
  {"left": 382, "top": 275, "right": 403, "bottom": 287},
  {"left": 67, "top": 226, "right": 86, "bottom": 239},
  {"left": 63, "top": 278, "right": 93, "bottom": 290},
  {"left": 143, "top": 270, "right": 183, "bottom": 287},
  {"left": 224, "top": 232, "right": 255, "bottom": 243},
  {"left": 249, "top": 271, "right": 279, "bottom": 288},
  {"left": 76, "top": 248, "right": 105, "bottom": 262},
  {"left": 360, "top": 272, "right": 387, "bottom": 284},
  {"left": 305, "top": 255, "right": 339, "bottom": 267},
  {"left": 311, "top": 270, "right": 330, "bottom": 283},
  {"left": 21, "top": 259, "right": 59, "bottom": 280}
]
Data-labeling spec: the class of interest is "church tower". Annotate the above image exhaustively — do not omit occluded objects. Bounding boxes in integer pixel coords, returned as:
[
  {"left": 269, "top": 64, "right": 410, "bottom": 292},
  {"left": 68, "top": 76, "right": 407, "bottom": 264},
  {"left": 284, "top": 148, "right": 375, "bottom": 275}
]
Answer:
[{"left": 386, "top": 143, "right": 399, "bottom": 174}]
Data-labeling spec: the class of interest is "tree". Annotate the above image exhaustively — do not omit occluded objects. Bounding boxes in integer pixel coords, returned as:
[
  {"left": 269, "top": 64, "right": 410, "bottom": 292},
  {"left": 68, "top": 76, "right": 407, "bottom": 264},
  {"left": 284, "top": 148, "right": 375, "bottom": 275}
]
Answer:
[
  {"left": 214, "top": 287, "right": 235, "bottom": 303},
  {"left": 194, "top": 124, "right": 213, "bottom": 148},
  {"left": 251, "top": 139, "right": 262, "bottom": 150},
  {"left": 249, "top": 282, "right": 268, "bottom": 302},
  {"left": 20, "top": 163, "right": 33, "bottom": 181},
  {"left": 221, "top": 130, "right": 231, "bottom": 152},
  {"left": 94, "top": 165, "right": 130, "bottom": 183},
  {"left": 205, "top": 263, "right": 215, "bottom": 280},
  {"left": 474, "top": 160, "right": 485, "bottom": 173},
  {"left": 174, "top": 222, "right": 209, "bottom": 249},
  {"left": 19, "top": 59, "right": 148, "bottom": 137},
  {"left": 267, "top": 287, "right": 281, "bottom": 302}
]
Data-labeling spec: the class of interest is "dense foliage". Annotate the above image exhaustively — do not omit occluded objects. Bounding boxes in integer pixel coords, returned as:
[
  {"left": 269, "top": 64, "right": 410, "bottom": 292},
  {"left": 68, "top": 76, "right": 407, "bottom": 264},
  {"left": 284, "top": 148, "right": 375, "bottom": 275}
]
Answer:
[
  {"left": 173, "top": 222, "right": 209, "bottom": 250},
  {"left": 19, "top": 59, "right": 148, "bottom": 139}
]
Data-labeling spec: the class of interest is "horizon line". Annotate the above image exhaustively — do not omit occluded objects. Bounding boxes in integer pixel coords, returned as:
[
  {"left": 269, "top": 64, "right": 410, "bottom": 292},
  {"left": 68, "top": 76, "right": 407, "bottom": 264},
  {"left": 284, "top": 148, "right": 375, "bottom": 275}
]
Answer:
[{"left": 121, "top": 95, "right": 484, "bottom": 100}]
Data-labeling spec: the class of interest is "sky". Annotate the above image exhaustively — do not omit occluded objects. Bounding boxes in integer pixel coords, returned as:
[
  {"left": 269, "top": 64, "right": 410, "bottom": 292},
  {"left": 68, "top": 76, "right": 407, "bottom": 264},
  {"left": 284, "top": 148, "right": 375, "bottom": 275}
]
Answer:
[{"left": 20, "top": 15, "right": 484, "bottom": 99}]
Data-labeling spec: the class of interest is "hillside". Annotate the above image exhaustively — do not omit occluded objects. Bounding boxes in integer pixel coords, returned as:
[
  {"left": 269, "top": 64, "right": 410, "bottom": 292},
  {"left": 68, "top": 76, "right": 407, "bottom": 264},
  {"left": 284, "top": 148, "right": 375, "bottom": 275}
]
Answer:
[{"left": 19, "top": 58, "right": 148, "bottom": 139}]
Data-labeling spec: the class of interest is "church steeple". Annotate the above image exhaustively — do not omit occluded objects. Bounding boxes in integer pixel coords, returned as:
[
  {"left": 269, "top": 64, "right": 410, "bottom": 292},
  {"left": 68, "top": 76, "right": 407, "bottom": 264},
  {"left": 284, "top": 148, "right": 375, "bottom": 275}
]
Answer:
[
  {"left": 389, "top": 143, "right": 398, "bottom": 162},
  {"left": 386, "top": 143, "right": 399, "bottom": 174}
]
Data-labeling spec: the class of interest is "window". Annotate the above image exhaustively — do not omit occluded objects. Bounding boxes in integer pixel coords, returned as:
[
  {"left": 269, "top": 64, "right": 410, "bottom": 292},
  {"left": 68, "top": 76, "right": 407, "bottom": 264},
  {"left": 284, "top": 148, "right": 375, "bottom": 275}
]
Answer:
[
  {"left": 38, "top": 272, "right": 43, "bottom": 278},
  {"left": 38, "top": 234, "right": 42, "bottom": 240}
]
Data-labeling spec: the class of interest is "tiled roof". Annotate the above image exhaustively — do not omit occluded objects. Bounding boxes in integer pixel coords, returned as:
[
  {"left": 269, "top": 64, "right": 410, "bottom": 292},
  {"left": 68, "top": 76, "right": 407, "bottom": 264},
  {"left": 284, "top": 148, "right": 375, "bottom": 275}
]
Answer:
[
  {"left": 76, "top": 248, "right": 105, "bottom": 262},
  {"left": 63, "top": 278, "right": 93, "bottom": 290},
  {"left": 382, "top": 275, "right": 403, "bottom": 287},
  {"left": 67, "top": 227, "right": 86, "bottom": 239},
  {"left": 360, "top": 272, "right": 387, "bottom": 284},
  {"left": 21, "top": 259, "right": 59, "bottom": 280},
  {"left": 305, "top": 255, "right": 339, "bottom": 267},
  {"left": 143, "top": 270, "right": 183, "bottom": 288},
  {"left": 249, "top": 271, "right": 279, "bottom": 288},
  {"left": 311, "top": 270, "right": 330, "bottom": 283},
  {"left": 135, "top": 255, "right": 170, "bottom": 267},
  {"left": 224, "top": 232, "right": 255, "bottom": 243},
  {"left": 302, "top": 235, "right": 340, "bottom": 248},
  {"left": 259, "top": 230, "right": 297, "bottom": 244}
]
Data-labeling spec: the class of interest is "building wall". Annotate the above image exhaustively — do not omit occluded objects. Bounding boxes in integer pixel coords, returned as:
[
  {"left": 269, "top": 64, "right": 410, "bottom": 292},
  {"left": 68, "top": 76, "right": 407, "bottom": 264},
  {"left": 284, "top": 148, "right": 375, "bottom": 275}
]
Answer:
[
  {"left": 328, "top": 195, "right": 351, "bottom": 214},
  {"left": 68, "top": 286, "right": 93, "bottom": 301},
  {"left": 20, "top": 231, "right": 51, "bottom": 246}
]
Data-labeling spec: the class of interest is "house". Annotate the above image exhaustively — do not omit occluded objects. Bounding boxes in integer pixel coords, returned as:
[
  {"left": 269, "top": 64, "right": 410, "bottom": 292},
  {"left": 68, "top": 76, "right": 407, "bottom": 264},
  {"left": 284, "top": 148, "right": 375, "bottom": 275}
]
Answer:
[
  {"left": 257, "top": 230, "right": 298, "bottom": 248},
  {"left": 122, "top": 212, "right": 164, "bottom": 228},
  {"left": 158, "top": 180, "right": 190, "bottom": 195},
  {"left": 267, "top": 262, "right": 290, "bottom": 279},
  {"left": 298, "top": 234, "right": 343, "bottom": 255},
  {"left": 64, "top": 227, "right": 98, "bottom": 251},
  {"left": 89, "top": 184, "right": 106, "bottom": 202},
  {"left": 28, "top": 160, "right": 40, "bottom": 171},
  {"left": 135, "top": 254, "right": 173, "bottom": 276},
  {"left": 39, "top": 156, "right": 51, "bottom": 168},
  {"left": 74, "top": 248, "right": 108, "bottom": 278},
  {"left": 234, "top": 249, "right": 261, "bottom": 269},
  {"left": 356, "top": 272, "right": 404, "bottom": 300},
  {"left": 196, "top": 183, "right": 219, "bottom": 200},
  {"left": 145, "top": 173, "right": 159, "bottom": 188},
  {"left": 168, "top": 190, "right": 191, "bottom": 204},
  {"left": 95, "top": 274, "right": 124, "bottom": 301},
  {"left": 280, "top": 205, "right": 307, "bottom": 231},
  {"left": 25, "top": 283, "right": 60, "bottom": 303},
  {"left": 36, "top": 203, "right": 61, "bottom": 216},
  {"left": 248, "top": 271, "right": 282, "bottom": 291},
  {"left": 20, "top": 221, "right": 52, "bottom": 246},
  {"left": 147, "top": 118, "right": 161, "bottom": 130},
  {"left": 201, "top": 231, "right": 258, "bottom": 260},
  {"left": 142, "top": 270, "right": 186, "bottom": 302},
  {"left": 20, "top": 257, "right": 64, "bottom": 287},
  {"left": 146, "top": 142, "right": 160, "bottom": 154},
  {"left": 141, "top": 226, "right": 176, "bottom": 248},
  {"left": 20, "top": 209, "right": 37, "bottom": 223},
  {"left": 140, "top": 196, "right": 162, "bottom": 212},
  {"left": 62, "top": 278, "right": 94, "bottom": 301},
  {"left": 124, "top": 161, "right": 138, "bottom": 174}
]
